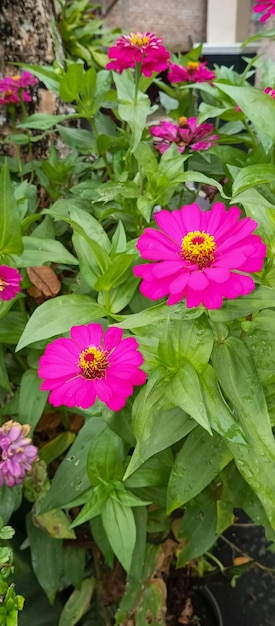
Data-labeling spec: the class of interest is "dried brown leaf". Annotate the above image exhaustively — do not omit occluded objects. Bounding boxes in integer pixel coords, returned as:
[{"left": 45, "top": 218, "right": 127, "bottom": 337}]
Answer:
[{"left": 27, "top": 265, "right": 61, "bottom": 297}]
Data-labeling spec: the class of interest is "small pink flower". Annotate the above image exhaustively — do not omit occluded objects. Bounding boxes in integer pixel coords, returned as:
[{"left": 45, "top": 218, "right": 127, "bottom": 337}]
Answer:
[
  {"left": 150, "top": 116, "right": 219, "bottom": 154},
  {"left": 38, "top": 324, "right": 146, "bottom": 411},
  {"left": 133, "top": 203, "right": 266, "bottom": 310},
  {"left": 168, "top": 60, "right": 215, "bottom": 84},
  {"left": 0, "top": 71, "right": 37, "bottom": 106},
  {"left": 264, "top": 86, "right": 275, "bottom": 98},
  {"left": 106, "top": 32, "right": 170, "bottom": 76},
  {"left": 0, "top": 420, "right": 38, "bottom": 487},
  {"left": 253, "top": 0, "right": 275, "bottom": 21},
  {"left": 0, "top": 266, "right": 22, "bottom": 301}
]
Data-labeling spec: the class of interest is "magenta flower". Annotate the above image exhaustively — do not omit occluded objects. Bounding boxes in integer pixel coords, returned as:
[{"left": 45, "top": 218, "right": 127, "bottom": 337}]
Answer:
[
  {"left": 0, "top": 266, "right": 22, "bottom": 301},
  {"left": 253, "top": 0, "right": 275, "bottom": 21},
  {"left": 0, "top": 420, "right": 38, "bottom": 487},
  {"left": 168, "top": 60, "right": 215, "bottom": 84},
  {"left": 150, "top": 116, "right": 219, "bottom": 154},
  {"left": 0, "top": 71, "right": 37, "bottom": 105},
  {"left": 133, "top": 203, "right": 266, "bottom": 310},
  {"left": 106, "top": 32, "right": 170, "bottom": 77},
  {"left": 38, "top": 323, "right": 146, "bottom": 412},
  {"left": 264, "top": 86, "right": 275, "bottom": 98}
]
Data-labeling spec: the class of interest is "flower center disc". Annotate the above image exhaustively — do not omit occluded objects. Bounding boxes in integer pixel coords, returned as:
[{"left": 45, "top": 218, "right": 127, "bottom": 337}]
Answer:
[
  {"left": 181, "top": 230, "right": 216, "bottom": 268},
  {"left": 0, "top": 278, "right": 7, "bottom": 292},
  {"left": 130, "top": 33, "right": 150, "bottom": 47},
  {"left": 187, "top": 61, "right": 199, "bottom": 70},
  {"left": 78, "top": 347, "right": 109, "bottom": 380}
]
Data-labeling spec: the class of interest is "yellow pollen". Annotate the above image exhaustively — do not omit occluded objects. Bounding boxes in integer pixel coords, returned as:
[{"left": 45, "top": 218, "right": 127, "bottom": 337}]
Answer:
[
  {"left": 0, "top": 278, "right": 7, "bottom": 292},
  {"left": 130, "top": 33, "right": 150, "bottom": 47},
  {"left": 181, "top": 230, "right": 216, "bottom": 268},
  {"left": 78, "top": 346, "right": 109, "bottom": 380},
  {"left": 179, "top": 116, "right": 188, "bottom": 127},
  {"left": 187, "top": 61, "right": 199, "bottom": 70},
  {"left": 13, "top": 75, "right": 20, "bottom": 80}
]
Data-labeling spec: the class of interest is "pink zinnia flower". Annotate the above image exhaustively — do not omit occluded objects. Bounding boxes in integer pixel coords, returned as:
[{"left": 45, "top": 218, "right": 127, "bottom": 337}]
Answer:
[
  {"left": 0, "top": 265, "right": 22, "bottom": 300},
  {"left": 253, "top": 0, "right": 275, "bottom": 21},
  {"left": 168, "top": 60, "right": 215, "bottom": 84},
  {"left": 38, "top": 323, "right": 146, "bottom": 411},
  {"left": 133, "top": 203, "right": 266, "bottom": 310},
  {"left": 150, "top": 116, "right": 219, "bottom": 154},
  {"left": 0, "top": 420, "right": 38, "bottom": 487},
  {"left": 106, "top": 32, "right": 170, "bottom": 76}
]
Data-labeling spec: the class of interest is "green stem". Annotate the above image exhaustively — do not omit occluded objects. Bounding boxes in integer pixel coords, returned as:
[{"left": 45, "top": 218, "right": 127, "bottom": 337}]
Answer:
[
  {"left": 9, "top": 105, "right": 23, "bottom": 179},
  {"left": 88, "top": 117, "right": 113, "bottom": 180},
  {"left": 134, "top": 62, "right": 142, "bottom": 105},
  {"left": 243, "top": 119, "right": 258, "bottom": 148}
]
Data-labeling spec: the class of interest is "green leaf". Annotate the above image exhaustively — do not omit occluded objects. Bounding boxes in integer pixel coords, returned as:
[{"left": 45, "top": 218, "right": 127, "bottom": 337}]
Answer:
[
  {"left": 62, "top": 546, "right": 86, "bottom": 590},
  {"left": 13, "top": 236, "right": 78, "bottom": 267},
  {"left": 0, "top": 312, "right": 25, "bottom": 344},
  {"left": 158, "top": 317, "right": 213, "bottom": 374},
  {"left": 176, "top": 491, "right": 217, "bottom": 567},
  {"left": 39, "top": 432, "right": 76, "bottom": 465},
  {"left": 33, "top": 506, "right": 76, "bottom": 539},
  {"left": 116, "top": 507, "right": 148, "bottom": 622},
  {"left": 231, "top": 164, "right": 275, "bottom": 196},
  {"left": 18, "top": 113, "right": 75, "bottom": 130},
  {"left": 94, "top": 253, "right": 136, "bottom": 291},
  {"left": 0, "top": 161, "right": 23, "bottom": 256},
  {"left": 216, "top": 83, "right": 275, "bottom": 143},
  {"left": 58, "top": 578, "right": 95, "bottom": 626},
  {"left": 59, "top": 63, "right": 85, "bottom": 102},
  {"left": 167, "top": 363, "right": 211, "bottom": 432},
  {"left": 124, "top": 376, "right": 195, "bottom": 479},
  {"left": 87, "top": 426, "right": 126, "bottom": 486},
  {"left": 0, "top": 485, "right": 22, "bottom": 524},
  {"left": 16, "top": 295, "right": 106, "bottom": 350},
  {"left": 26, "top": 514, "right": 63, "bottom": 603},
  {"left": 102, "top": 497, "right": 136, "bottom": 572},
  {"left": 208, "top": 285, "right": 275, "bottom": 321},
  {"left": 167, "top": 428, "right": 233, "bottom": 513},
  {"left": 56, "top": 125, "right": 96, "bottom": 153},
  {"left": 18, "top": 369, "right": 48, "bottom": 433},
  {"left": 71, "top": 485, "right": 108, "bottom": 527},
  {"left": 200, "top": 365, "right": 247, "bottom": 445},
  {"left": 113, "top": 73, "right": 151, "bottom": 151},
  {"left": 212, "top": 336, "right": 275, "bottom": 527},
  {"left": 38, "top": 418, "right": 105, "bottom": 513},
  {"left": 0, "top": 345, "right": 11, "bottom": 392},
  {"left": 117, "top": 302, "right": 203, "bottom": 329}
]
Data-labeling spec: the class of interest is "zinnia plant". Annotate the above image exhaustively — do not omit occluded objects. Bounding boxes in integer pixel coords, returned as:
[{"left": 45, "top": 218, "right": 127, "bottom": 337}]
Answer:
[{"left": 1, "top": 5, "right": 275, "bottom": 625}]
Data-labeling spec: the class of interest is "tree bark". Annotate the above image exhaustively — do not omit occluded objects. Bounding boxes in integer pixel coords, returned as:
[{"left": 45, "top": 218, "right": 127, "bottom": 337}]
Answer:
[{"left": 0, "top": 0, "right": 70, "bottom": 160}]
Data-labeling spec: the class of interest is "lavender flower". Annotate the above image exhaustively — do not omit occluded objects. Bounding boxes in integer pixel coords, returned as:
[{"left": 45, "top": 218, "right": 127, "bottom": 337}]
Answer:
[{"left": 0, "top": 421, "right": 38, "bottom": 487}]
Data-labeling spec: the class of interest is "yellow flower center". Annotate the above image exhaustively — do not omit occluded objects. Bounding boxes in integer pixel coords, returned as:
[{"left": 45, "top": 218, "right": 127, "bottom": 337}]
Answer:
[
  {"left": 78, "top": 347, "right": 109, "bottom": 380},
  {"left": 0, "top": 278, "right": 7, "bottom": 292},
  {"left": 3, "top": 90, "right": 13, "bottom": 97},
  {"left": 179, "top": 116, "right": 188, "bottom": 127},
  {"left": 187, "top": 61, "right": 199, "bottom": 70},
  {"left": 130, "top": 33, "right": 150, "bottom": 47},
  {"left": 13, "top": 75, "right": 20, "bottom": 80},
  {"left": 181, "top": 230, "right": 216, "bottom": 268}
]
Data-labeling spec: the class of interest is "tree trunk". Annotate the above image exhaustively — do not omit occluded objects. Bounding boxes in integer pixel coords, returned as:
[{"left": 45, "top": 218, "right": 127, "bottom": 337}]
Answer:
[{"left": 0, "top": 0, "right": 67, "bottom": 151}]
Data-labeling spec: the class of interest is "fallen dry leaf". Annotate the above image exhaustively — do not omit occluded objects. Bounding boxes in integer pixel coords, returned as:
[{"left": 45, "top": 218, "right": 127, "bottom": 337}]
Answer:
[
  {"left": 27, "top": 266, "right": 61, "bottom": 299},
  {"left": 233, "top": 555, "right": 252, "bottom": 566}
]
